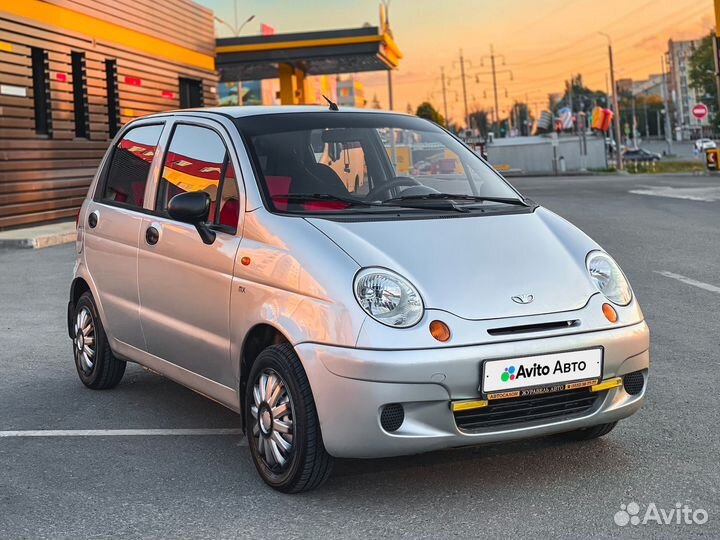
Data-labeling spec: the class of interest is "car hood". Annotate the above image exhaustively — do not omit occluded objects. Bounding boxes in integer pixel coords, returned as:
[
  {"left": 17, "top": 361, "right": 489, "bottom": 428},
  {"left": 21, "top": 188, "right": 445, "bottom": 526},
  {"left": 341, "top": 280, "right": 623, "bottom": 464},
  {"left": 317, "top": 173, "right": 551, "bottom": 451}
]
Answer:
[{"left": 306, "top": 207, "right": 600, "bottom": 320}]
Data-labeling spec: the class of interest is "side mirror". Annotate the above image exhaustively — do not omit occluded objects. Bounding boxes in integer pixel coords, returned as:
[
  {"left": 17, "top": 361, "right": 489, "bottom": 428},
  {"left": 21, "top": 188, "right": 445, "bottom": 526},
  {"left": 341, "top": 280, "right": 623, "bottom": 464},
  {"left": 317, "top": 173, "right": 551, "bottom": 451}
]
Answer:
[{"left": 167, "top": 191, "right": 216, "bottom": 245}]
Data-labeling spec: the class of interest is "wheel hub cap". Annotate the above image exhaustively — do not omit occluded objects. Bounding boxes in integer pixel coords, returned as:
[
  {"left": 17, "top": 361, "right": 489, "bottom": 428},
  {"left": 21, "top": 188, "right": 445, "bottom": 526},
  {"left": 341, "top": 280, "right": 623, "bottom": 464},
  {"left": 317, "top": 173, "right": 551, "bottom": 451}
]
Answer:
[
  {"left": 74, "top": 307, "right": 96, "bottom": 373},
  {"left": 260, "top": 408, "right": 272, "bottom": 435},
  {"left": 250, "top": 369, "right": 295, "bottom": 471}
]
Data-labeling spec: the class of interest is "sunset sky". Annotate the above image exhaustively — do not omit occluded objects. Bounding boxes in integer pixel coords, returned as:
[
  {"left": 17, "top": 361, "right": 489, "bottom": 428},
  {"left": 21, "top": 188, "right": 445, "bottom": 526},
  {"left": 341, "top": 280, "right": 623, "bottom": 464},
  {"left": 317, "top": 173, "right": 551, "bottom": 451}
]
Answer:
[{"left": 199, "top": 0, "right": 715, "bottom": 123}]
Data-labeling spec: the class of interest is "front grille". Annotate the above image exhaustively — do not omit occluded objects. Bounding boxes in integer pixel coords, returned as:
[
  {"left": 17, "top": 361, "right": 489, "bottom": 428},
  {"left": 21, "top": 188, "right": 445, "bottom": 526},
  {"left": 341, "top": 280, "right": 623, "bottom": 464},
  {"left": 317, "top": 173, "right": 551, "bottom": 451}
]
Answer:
[
  {"left": 487, "top": 319, "right": 580, "bottom": 336},
  {"left": 454, "top": 389, "right": 601, "bottom": 431}
]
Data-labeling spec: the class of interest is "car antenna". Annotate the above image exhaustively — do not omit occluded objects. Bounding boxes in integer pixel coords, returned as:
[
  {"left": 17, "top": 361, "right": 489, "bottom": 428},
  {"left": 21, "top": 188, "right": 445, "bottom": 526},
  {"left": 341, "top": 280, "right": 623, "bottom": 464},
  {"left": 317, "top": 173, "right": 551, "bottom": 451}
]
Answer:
[{"left": 322, "top": 95, "right": 339, "bottom": 111}]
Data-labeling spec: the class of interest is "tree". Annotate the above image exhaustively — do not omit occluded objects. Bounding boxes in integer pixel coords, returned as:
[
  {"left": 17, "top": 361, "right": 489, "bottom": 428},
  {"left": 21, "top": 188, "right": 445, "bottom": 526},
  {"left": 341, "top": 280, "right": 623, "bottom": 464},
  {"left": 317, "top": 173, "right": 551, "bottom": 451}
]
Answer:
[
  {"left": 553, "top": 74, "right": 608, "bottom": 114},
  {"left": 415, "top": 101, "right": 445, "bottom": 125},
  {"left": 689, "top": 32, "right": 719, "bottom": 129},
  {"left": 468, "top": 109, "right": 490, "bottom": 136},
  {"left": 510, "top": 102, "right": 534, "bottom": 136}
]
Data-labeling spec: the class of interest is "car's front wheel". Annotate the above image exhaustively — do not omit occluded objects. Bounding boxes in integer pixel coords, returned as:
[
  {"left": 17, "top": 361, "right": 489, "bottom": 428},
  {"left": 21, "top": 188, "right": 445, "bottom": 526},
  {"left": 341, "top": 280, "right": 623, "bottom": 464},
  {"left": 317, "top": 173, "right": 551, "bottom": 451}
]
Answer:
[
  {"left": 72, "top": 292, "right": 126, "bottom": 389},
  {"left": 245, "top": 343, "right": 333, "bottom": 493}
]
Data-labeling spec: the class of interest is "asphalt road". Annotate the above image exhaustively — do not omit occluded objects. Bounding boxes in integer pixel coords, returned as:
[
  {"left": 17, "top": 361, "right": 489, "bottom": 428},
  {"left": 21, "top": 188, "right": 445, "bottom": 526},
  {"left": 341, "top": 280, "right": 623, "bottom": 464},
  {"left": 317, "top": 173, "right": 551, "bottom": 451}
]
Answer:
[{"left": 1, "top": 173, "right": 719, "bottom": 539}]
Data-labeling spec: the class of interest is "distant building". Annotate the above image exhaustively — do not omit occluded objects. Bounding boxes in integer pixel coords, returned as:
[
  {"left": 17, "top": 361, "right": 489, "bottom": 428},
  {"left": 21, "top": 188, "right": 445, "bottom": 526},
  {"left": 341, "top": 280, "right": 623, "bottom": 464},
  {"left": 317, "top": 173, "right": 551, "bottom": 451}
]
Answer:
[
  {"left": 0, "top": 0, "right": 217, "bottom": 229},
  {"left": 616, "top": 78, "right": 634, "bottom": 95},
  {"left": 337, "top": 78, "right": 366, "bottom": 107},
  {"left": 667, "top": 38, "right": 709, "bottom": 140},
  {"left": 631, "top": 74, "right": 664, "bottom": 98}
]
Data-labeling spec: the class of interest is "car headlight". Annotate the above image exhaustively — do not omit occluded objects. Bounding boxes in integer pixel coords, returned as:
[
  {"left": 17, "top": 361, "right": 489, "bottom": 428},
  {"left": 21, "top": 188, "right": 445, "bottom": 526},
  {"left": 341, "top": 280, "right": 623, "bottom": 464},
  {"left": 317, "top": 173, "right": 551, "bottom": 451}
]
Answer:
[
  {"left": 353, "top": 268, "right": 424, "bottom": 327},
  {"left": 586, "top": 251, "right": 633, "bottom": 306}
]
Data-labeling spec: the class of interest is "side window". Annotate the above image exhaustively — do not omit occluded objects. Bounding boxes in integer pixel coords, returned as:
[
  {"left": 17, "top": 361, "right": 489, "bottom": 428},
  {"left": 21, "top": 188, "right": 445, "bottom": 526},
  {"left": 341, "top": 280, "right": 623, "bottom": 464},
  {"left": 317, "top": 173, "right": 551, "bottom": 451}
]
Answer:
[
  {"left": 156, "top": 124, "right": 239, "bottom": 232},
  {"left": 102, "top": 124, "right": 163, "bottom": 208}
]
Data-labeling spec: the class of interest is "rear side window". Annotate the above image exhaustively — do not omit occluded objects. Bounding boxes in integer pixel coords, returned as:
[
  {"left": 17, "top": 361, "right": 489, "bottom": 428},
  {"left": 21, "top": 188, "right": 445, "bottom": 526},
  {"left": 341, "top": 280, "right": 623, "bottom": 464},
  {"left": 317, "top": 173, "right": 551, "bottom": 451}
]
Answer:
[
  {"left": 102, "top": 124, "right": 164, "bottom": 208},
  {"left": 156, "top": 124, "right": 239, "bottom": 233}
]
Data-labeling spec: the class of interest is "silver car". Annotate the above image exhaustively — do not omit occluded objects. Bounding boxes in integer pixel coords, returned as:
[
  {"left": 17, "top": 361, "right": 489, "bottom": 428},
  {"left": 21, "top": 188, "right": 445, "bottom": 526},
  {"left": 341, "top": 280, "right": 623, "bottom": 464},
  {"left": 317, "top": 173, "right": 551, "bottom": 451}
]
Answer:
[{"left": 68, "top": 106, "right": 649, "bottom": 493}]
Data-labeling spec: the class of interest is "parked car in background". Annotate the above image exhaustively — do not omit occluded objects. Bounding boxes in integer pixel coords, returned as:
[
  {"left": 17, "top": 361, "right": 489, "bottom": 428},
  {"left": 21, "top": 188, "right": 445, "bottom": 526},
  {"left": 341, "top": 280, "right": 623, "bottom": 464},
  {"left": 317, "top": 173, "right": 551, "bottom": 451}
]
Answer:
[
  {"left": 68, "top": 106, "right": 650, "bottom": 493},
  {"left": 694, "top": 138, "right": 717, "bottom": 151},
  {"left": 622, "top": 148, "right": 662, "bottom": 162}
]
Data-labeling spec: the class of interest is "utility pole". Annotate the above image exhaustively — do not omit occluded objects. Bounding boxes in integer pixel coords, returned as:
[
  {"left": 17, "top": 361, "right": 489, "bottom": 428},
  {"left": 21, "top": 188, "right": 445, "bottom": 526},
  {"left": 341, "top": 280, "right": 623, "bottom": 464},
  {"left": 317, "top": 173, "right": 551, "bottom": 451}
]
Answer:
[
  {"left": 661, "top": 54, "right": 673, "bottom": 155},
  {"left": 490, "top": 45, "right": 500, "bottom": 135},
  {"left": 458, "top": 50, "right": 470, "bottom": 129},
  {"left": 601, "top": 32, "right": 623, "bottom": 170},
  {"left": 568, "top": 75, "right": 575, "bottom": 133},
  {"left": 631, "top": 92, "right": 637, "bottom": 148},
  {"left": 441, "top": 67, "right": 449, "bottom": 127},
  {"left": 476, "top": 45, "right": 512, "bottom": 136}
]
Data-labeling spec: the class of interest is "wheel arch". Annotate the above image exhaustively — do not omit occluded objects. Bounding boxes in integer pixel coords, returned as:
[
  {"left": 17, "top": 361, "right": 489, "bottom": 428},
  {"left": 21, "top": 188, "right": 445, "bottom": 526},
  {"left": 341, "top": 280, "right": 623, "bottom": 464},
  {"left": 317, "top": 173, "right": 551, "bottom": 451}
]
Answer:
[{"left": 67, "top": 277, "right": 92, "bottom": 337}]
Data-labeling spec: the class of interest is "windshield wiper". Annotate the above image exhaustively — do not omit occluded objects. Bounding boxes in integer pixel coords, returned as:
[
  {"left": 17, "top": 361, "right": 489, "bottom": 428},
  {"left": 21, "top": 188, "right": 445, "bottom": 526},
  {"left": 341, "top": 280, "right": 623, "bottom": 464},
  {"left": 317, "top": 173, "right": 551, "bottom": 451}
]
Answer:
[
  {"left": 383, "top": 193, "right": 529, "bottom": 207},
  {"left": 271, "top": 193, "right": 379, "bottom": 207},
  {"left": 272, "top": 193, "right": 470, "bottom": 213}
]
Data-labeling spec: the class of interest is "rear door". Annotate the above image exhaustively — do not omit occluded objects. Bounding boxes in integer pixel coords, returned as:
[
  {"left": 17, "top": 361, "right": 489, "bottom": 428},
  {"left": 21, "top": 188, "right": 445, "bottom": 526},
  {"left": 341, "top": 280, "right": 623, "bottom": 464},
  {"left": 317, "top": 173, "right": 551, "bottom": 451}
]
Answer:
[
  {"left": 84, "top": 122, "right": 165, "bottom": 348},
  {"left": 137, "top": 118, "right": 243, "bottom": 387}
]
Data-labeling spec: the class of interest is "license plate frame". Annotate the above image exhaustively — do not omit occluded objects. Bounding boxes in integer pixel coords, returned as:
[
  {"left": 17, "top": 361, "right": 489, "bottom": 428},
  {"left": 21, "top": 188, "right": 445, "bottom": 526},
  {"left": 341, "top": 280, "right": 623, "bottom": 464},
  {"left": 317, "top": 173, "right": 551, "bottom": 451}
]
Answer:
[{"left": 480, "top": 347, "right": 604, "bottom": 398}]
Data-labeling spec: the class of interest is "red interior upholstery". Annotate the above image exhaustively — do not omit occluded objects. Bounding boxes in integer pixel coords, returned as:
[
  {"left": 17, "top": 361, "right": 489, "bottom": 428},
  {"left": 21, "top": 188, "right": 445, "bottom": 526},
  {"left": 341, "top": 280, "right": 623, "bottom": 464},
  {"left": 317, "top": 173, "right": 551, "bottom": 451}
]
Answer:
[
  {"left": 303, "top": 201, "right": 350, "bottom": 211},
  {"left": 131, "top": 182, "right": 145, "bottom": 207},
  {"left": 219, "top": 199, "right": 239, "bottom": 228},
  {"left": 265, "top": 175, "right": 292, "bottom": 210}
]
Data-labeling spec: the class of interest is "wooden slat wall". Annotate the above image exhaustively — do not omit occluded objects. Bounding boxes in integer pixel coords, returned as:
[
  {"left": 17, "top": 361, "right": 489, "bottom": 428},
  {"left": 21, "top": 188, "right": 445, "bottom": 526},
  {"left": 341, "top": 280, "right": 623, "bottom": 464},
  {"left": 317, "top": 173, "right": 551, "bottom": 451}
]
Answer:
[
  {"left": 0, "top": 1, "right": 218, "bottom": 230},
  {"left": 44, "top": 0, "right": 216, "bottom": 55}
]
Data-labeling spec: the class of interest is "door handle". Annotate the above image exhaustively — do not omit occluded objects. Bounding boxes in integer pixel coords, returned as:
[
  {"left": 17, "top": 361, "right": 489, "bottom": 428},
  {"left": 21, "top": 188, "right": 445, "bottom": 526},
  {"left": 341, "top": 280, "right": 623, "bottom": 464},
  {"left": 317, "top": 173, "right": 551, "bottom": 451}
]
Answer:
[
  {"left": 88, "top": 211, "right": 98, "bottom": 228},
  {"left": 145, "top": 226, "right": 159, "bottom": 245}
]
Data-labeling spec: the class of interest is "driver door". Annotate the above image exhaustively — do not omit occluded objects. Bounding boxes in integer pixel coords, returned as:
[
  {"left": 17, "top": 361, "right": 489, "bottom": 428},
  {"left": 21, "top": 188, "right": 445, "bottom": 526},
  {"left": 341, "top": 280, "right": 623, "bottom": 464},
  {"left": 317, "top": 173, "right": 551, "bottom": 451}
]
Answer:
[{"left": 137, "top": 119, "right": 243, "bottom": 388}]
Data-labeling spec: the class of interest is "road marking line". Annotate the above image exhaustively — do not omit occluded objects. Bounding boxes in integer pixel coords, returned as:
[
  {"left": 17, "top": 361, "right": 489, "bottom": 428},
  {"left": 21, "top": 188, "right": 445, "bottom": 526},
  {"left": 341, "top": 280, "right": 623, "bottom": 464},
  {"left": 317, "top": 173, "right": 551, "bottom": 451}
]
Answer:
[
  {"left": 629, "top": 186, "right": 720, "bottom": 202},
  {"left": 0, "top": 428, "right": 245, "bottom": 438},
  {"left": 656, "top": 271, "right": 720, "bottom": 294}
]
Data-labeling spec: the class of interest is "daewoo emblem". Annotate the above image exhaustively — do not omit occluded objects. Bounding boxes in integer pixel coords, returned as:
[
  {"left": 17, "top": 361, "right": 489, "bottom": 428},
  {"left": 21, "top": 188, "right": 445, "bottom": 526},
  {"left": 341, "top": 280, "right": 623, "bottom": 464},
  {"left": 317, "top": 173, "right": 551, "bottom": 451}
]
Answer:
[{"left": 511, "top": 294, "right": 534, "bottom": 304}]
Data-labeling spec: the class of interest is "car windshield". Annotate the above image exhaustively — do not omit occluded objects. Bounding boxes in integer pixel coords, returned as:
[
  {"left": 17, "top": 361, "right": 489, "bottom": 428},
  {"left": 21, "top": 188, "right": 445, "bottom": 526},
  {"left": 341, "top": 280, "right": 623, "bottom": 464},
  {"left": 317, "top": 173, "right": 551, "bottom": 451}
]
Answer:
[{"left": 235, "top": 112, "right": 525, "bottom": 215}]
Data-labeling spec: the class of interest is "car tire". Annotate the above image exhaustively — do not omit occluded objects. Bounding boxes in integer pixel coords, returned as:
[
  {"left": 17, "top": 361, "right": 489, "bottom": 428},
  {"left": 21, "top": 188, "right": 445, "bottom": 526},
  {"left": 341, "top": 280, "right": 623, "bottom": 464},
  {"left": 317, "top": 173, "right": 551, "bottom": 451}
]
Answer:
[
  {"left": 245, "top": 343, "right": 333, "bottom": 493},
  {"left": 561, "top": 421, "right": 617, "bottom": 441},
  {"left": 72, "top": 291, "right": 126, "bottom": 389}
]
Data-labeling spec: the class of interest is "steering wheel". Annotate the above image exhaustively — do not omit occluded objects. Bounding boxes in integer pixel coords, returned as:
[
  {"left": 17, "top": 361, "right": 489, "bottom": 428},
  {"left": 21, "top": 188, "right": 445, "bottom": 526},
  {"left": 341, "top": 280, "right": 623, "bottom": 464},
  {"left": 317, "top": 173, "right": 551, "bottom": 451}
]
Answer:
[{"left": 365, "top": 176, "right": 422, "bottom": 201}]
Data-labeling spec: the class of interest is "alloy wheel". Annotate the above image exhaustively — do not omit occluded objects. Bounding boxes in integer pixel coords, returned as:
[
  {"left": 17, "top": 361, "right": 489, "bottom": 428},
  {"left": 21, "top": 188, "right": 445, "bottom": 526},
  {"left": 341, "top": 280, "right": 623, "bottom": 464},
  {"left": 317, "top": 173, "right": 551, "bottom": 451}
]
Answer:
[{"left": 250, "top": 368, "right": 295, "bottom": 471}]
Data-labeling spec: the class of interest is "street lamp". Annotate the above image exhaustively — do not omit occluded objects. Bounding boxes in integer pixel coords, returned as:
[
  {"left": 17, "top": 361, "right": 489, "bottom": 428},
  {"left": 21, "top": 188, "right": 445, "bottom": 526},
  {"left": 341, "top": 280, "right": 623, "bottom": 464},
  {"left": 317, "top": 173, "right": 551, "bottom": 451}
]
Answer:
[
  {"left": 599, "top": 32, "right": 624, "bottom": 171},
  {"left": 214, "top": 4, "right": 255, "bottom": 37}
]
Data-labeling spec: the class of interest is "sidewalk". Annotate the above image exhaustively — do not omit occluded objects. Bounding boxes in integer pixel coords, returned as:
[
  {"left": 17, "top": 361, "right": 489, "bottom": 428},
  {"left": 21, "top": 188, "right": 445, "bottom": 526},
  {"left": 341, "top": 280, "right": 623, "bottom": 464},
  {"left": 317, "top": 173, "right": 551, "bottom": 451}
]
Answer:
[{"left": 0, "top": 221, "right": 76, "bottom": 249}]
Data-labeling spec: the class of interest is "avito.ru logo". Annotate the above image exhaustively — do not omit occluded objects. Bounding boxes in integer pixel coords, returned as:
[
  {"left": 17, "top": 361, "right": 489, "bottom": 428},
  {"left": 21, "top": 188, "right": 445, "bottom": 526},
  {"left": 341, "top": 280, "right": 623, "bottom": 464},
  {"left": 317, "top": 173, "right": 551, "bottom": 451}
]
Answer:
[{"left": 501, "top": 366, "right": 516, "bottom": 382}]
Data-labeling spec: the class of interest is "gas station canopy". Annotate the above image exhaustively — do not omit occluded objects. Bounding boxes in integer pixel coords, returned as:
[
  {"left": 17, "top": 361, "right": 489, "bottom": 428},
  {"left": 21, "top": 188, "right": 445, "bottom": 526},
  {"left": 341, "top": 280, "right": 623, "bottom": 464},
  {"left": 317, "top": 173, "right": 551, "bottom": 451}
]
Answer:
[
  {"left": 216, "top": 26, "right": 402, "bottom": 81},
  {"left": 215, "top": 16, "right": 402, "bottom": 105}
]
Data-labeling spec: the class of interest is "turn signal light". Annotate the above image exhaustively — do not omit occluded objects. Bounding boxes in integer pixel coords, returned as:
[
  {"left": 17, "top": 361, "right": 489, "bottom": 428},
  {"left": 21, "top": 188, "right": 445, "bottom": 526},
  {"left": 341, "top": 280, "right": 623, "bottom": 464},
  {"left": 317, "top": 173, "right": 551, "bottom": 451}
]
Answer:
[
  {"left": 430, "top": 320, "right": 451, "bottom": 342},
  {"left": 602, "top": 303, "right": 618, "bottom": 323}
]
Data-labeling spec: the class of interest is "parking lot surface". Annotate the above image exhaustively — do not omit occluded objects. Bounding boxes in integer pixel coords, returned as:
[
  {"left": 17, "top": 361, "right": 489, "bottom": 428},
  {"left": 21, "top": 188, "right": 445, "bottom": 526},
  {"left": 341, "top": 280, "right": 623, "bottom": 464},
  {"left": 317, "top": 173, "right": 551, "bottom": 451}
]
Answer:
[{"left": 1, "top": 173, "right": 718, "bottom": 539}]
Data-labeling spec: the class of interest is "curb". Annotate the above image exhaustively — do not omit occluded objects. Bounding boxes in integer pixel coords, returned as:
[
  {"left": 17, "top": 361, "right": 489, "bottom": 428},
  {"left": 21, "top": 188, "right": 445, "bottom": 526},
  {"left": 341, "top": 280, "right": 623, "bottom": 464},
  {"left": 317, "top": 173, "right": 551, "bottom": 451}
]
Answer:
[{"left": 0, "top": 222, "right": 76, "bottom": 249}]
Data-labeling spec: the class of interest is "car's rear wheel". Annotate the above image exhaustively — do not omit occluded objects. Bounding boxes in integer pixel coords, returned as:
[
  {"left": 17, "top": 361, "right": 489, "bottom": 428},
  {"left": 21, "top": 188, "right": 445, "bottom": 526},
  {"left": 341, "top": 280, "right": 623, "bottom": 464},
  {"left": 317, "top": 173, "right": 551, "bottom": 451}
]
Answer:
[
  {"left": 561, "top": 421, "right": 617, "bottom": 441},
  {"left": 72, "top": 292, "right": 126, "bottom": 389},
  {"left": 245, "top": 343, "right": 333, "bottom": 493}
]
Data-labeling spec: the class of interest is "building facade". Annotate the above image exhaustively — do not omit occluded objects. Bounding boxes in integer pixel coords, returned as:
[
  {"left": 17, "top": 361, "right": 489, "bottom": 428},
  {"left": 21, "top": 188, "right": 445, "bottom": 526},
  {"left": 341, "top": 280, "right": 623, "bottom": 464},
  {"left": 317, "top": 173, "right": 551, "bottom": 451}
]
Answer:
[
  {"left": 667, "top": 38, "right": 709, "bottom": 141},
  {"left": 337, "top": 78, "right": 366, "bottom": 108},
  {"left": 0, "top": 0, "right": 217, "bottom": 229}
]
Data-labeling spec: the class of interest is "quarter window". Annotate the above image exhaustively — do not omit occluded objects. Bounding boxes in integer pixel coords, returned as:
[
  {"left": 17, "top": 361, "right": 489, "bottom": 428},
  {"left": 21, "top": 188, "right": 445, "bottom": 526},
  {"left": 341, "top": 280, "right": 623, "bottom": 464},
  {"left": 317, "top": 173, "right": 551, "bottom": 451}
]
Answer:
[
  {"left": 101, "top": 124, "right": 163, "bottom": 208},
  {"left": 156, "top": 124, "right": 239, "bottom": 232}
]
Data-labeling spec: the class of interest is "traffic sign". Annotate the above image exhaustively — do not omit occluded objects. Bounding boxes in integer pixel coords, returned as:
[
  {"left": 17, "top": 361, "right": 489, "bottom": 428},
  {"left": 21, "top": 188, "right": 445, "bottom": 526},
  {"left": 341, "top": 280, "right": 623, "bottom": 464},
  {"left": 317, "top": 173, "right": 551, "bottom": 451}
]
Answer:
[{"left": 692, "top": 103, "right": 708, "bottom": 120}]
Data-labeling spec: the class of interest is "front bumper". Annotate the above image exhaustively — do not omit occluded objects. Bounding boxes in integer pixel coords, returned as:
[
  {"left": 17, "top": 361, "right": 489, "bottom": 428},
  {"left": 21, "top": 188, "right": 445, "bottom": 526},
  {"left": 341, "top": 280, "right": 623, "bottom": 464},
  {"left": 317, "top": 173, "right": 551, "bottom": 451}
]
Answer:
[{"left": 296, "top": 321, "right": 649, "bottom": 458}]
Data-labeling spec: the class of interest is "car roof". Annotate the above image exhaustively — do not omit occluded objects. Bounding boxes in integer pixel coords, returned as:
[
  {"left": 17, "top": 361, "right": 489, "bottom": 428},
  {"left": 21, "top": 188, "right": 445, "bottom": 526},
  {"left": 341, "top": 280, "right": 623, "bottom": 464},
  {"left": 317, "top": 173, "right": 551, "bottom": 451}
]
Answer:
[{"left": 147, "top": 105, "right": 401, "bottom": 119}]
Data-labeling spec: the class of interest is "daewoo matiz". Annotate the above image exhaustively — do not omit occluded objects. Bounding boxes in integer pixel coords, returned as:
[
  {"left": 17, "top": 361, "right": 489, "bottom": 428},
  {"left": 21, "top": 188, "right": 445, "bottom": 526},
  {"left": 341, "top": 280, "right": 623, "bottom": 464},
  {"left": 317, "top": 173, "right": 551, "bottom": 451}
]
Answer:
[{"left": 68, "top": 106, "right": 649, "bottom": 492}]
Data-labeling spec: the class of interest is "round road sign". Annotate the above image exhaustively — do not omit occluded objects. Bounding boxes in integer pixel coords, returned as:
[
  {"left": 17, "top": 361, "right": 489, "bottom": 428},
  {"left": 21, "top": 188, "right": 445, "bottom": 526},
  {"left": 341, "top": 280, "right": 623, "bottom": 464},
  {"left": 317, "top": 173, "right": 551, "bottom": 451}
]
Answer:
[{"left": 692, "top": 103, "right": 708, "bottom": 120}]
